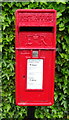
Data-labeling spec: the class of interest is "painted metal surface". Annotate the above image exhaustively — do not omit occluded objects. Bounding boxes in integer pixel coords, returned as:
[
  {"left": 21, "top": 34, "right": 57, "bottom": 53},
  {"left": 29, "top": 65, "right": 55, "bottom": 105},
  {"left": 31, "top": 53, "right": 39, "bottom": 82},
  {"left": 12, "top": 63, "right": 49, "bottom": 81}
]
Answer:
[{"left": 15, "top": 9, "right": 56, "bottom": 106}]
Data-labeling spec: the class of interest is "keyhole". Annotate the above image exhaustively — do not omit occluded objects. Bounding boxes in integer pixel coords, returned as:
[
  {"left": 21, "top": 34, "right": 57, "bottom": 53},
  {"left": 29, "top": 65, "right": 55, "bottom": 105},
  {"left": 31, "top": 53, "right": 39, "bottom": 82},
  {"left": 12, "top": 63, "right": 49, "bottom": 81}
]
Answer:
[{"left": 23, "top": 75, "right": 25, "bottom": 78}]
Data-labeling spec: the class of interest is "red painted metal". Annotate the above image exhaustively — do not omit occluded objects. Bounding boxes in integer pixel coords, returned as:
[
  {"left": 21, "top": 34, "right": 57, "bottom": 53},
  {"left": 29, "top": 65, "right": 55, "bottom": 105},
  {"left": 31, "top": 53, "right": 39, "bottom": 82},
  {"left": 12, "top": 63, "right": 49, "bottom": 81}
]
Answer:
[{"left": 15, "top": 9, "right": 56, "bottom": 106}]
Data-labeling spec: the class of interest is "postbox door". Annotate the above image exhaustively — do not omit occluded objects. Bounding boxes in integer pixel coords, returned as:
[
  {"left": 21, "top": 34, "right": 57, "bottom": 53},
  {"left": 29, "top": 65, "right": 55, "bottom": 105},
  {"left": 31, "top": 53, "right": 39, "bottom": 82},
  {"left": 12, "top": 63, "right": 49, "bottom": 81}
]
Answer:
[{"left": 16, "top": 49, "right": 55, "bottom": 106}]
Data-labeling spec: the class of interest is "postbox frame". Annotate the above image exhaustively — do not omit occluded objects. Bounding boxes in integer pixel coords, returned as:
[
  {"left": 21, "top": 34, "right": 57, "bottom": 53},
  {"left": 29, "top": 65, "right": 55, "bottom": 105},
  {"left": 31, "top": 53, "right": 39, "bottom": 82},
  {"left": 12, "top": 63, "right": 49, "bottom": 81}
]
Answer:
[{"left": 15, "top": 9, "right": 56, "bottom": 106}]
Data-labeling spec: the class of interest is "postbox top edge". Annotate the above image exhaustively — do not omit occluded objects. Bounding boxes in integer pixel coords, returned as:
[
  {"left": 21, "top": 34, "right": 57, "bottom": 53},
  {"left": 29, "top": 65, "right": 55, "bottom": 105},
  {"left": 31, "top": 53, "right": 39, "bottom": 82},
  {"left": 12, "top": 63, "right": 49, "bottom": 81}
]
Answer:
[{"left": 15, "top": 9, "right": 56, "bottom": 14}]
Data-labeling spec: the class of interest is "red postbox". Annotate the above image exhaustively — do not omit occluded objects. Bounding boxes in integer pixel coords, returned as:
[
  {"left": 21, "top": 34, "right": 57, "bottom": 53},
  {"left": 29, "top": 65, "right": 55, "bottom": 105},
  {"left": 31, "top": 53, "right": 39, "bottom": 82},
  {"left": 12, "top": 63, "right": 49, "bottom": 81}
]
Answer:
[{"left": 15, "top": 9, "right": 56, "bottom": 106}]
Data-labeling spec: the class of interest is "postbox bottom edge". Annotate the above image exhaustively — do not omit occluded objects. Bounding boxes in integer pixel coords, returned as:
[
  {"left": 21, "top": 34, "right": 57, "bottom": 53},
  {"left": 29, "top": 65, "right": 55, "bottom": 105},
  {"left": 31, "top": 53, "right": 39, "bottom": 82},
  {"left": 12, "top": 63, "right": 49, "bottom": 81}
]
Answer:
[{"left": 16, "top": 102, "right": 54, "bottom": 106}]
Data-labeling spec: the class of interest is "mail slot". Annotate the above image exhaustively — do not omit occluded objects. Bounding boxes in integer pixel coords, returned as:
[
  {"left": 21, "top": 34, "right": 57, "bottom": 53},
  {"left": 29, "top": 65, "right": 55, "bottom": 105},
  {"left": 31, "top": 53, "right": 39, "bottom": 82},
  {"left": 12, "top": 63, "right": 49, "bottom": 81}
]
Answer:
[{"left": 15, "top": 9, "right": 56, "bottom": 106}]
